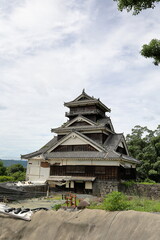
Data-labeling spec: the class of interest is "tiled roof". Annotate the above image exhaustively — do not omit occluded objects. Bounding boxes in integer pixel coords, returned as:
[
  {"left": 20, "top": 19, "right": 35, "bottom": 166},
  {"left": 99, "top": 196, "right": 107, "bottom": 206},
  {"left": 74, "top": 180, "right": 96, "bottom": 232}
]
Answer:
[
  {"left": 103, "top": 134, "right": 123, "bottom": 151},
  {"left": 64, "top": 91, "right": 111, "bottom": 112},
  {"left": 21, "top": 136, "right": 58, "bottom": 159},
  {"left": 52, "top": 116, "right": 114, "bottom": 134},
  {"left": 61, "top": 115, "right": 97, "bottom": 128},
  {"left": 52, "top": 125, "right": 112, "bottom": 133},
  {"left": 43, "top": 151, "right": 138, "bottom": 163},
  {"left": 47, "top": 131, "right": 107, "bottom": 153},
  {"left": 44, "top": 151, "right": 107, "bottom": 159},
  {"left": 97, "top": 117, "right": 115, "bottom": 132},
  {"left": 72, "top": 131, "right": 107, "bottom": 152},
  {"left": 21, "top": 131, "right": 139, "bottom": 164},
  {"left": 71, "top": 90, "right": 95, "bottom": 102}
]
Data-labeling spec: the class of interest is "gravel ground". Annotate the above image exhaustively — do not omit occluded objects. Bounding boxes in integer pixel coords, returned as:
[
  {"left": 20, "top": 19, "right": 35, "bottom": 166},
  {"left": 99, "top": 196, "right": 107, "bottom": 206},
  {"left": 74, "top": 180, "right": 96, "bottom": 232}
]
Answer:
[
  {"left": 8, "top": 198, "right": 65, "bottom": 209},
  {"left": 1, "top": 193, "right": 98, "bottom": 210}
]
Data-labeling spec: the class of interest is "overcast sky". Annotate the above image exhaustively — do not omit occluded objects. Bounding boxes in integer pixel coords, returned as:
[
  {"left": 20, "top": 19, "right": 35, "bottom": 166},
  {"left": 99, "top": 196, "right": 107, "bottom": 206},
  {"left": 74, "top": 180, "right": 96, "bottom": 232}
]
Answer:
[{"left": 0, "top": 0, "right": 160, "bottom": 159}]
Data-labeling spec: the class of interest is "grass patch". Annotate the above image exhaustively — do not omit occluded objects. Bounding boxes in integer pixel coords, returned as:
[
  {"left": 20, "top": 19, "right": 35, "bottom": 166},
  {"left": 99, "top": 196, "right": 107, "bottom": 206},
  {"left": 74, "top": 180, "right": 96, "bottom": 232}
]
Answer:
[
  {"left": 52, "top": 204, "right": 62, "bottom": 211},
  {"left": 88, "top": 192, "right": 160, "bottom": 212},
  {"left": 46, "top": 195, "right": 62, "bottom": 200},
  {"left": 88, "top": 202, "right": 105, "bottom": 210},
  {"left": 127, "top": 197, "right": 160, "bottom": 212},
  {"left": 122, "top": 180, "right": 158, "bottom": 186},
  {"left": 138, "top": 182, "right": 157, "bottom": 185}
]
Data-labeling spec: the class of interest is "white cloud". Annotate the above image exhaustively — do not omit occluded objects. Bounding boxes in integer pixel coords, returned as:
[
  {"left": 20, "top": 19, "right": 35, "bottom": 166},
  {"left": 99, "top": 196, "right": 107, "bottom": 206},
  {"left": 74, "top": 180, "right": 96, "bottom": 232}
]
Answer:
[{"left": 0, "top": 0, "right": 160, "bottom": 159}]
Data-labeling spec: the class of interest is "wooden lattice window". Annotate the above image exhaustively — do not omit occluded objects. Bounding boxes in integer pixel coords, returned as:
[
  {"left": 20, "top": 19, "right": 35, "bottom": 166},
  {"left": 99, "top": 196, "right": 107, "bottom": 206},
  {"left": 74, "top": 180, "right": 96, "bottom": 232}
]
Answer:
[
  {"left": 95, "top": 166, "right": 105, "bottom": 174},
  {"left": 66, "top": 166, "right": 85, "bottom": 173},
  {"left": 52, "top": 144, "right": 97, "bottom": 152}
]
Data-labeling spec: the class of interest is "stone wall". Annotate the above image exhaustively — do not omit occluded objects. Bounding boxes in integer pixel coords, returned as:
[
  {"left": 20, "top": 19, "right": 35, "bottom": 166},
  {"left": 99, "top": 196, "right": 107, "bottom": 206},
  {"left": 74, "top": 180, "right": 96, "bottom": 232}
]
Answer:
[
  {"left": 92, "top": 180, "right": 119, "bottom": 196},
  {"left": 92, "top": 180, "right": 160, "bottom": 199},
  {"left": 119, "top": 183, "right": 160, "bottom": 199}
]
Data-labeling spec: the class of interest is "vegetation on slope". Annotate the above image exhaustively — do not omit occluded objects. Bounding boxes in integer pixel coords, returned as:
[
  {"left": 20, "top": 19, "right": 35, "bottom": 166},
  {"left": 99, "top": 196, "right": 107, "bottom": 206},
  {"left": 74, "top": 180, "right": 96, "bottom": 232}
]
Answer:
[
  {"left": 89, "top": 191, "right": 160, "bottom": 212},
  {"left": 0, "top": 162, "right": 26, "bottom": 182},
  {"left": 126, "top": 125, "right": 160, "bottom": 182}
]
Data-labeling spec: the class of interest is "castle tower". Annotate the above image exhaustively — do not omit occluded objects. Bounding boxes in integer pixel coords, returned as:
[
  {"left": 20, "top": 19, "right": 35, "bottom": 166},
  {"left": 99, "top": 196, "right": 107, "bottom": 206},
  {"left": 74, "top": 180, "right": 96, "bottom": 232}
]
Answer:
[{"left": 22, "top": 90, "right": 139, "bottom": 195}]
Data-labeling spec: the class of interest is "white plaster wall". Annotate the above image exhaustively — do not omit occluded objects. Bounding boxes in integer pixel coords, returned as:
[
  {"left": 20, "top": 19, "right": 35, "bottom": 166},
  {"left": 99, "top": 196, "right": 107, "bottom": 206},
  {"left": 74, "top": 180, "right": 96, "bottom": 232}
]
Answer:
[
  {"left": 73, "top": 160, "right": 118, "bottom": 166},
  {"left": 70, "top": 181, "right": 74, "bottom": 188},
  {"left": 26, "top": 159, "right": 42, "bottom": 181},
  {"left": 66, "top": 181, "right": 70, "bottom": 188},
  {"left": 27, "top": 158, "right": 51, "bottom": 182},
  {"left": 61, "top": 136, "right": 86, "bottom": 145},
  {"left": 39, "top": 167, "right": 50, "bottom": 180},
  {"left": 85, "top": 181, "right": 92, "bottom": 189},
  {"left": 49, "top": 159, "right": 120, "bottom": 166}
]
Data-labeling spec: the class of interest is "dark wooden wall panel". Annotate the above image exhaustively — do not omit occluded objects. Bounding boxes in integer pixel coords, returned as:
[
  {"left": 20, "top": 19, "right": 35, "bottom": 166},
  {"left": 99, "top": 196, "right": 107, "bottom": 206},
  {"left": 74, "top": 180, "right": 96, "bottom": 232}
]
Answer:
[
  {"left": 52, "top": 144, "right": 98, "bottom": 152},
  {"left": 50, "top": 165, "right": 119, "bottom": 180}
]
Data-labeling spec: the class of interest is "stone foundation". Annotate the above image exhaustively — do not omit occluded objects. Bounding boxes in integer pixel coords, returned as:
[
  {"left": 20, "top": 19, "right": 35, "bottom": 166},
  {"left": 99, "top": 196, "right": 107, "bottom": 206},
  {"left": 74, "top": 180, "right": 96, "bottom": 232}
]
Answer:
[
  {"left": 92, "top": 180, "right": 119, "bottom": 196},
  {"left": 119, "top": 183, "right": 160, "bottom": 199}
]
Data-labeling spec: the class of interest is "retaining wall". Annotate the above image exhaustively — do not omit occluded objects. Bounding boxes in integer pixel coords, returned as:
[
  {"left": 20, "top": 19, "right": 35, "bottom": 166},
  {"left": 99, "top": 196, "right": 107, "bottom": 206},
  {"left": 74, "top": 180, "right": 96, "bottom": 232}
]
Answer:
[
  {"left": 119, "top": 183, "right": 160, "bottom": 199},
  {"left": 92, "top": 180, "right": 119, "bottom": 196}
]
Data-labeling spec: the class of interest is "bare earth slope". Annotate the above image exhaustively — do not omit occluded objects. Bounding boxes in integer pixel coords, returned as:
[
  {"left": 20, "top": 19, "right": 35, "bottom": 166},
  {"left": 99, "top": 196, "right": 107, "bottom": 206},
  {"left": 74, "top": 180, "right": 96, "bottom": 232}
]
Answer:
[{"left": 0, "top": 209, "right": 160, "bottom": 240}]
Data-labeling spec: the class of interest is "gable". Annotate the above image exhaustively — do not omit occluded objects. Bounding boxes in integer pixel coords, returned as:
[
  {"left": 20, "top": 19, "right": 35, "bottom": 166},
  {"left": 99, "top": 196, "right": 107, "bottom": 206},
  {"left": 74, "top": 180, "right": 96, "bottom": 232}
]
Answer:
[
  {"left": 48, "top": 132, "right": 104, "bottom": 153},
  {"left": 61, "top": 135, "right": 86, "bottom": 145},
  {"left": 69, "top": 121, "right": 90, "bottom": 127},
  {"left": 77, "top": 96, "right": 90, "bottom": 101},
  {"left": 52, "top": 144, "right": 98, "bottom": 152},
  {"left": 116, "top": 141, "right": 128, "bottom": 155},
  {"left": 73, "top": 91, "right": 94, "bottom": 102},
  {"left": 64, "top": 116, "right": 96, "bottom": 128}
]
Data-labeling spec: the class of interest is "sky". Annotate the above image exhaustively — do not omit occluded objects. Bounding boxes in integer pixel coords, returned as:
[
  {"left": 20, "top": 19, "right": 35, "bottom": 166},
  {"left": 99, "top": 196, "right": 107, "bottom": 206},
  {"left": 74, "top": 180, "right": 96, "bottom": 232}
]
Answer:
[{"left": 0, "top": 0, "right": 160, "bottom": 159}]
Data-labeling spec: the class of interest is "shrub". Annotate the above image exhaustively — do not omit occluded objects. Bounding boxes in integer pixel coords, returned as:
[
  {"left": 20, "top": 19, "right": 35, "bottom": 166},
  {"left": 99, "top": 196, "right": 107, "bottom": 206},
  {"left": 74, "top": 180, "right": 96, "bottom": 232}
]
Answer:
[
  {"left": 52, "top": 204, "right": 61, "bottom": 211},
  {"left": 140, "top": 178, "right": 156, "bottom": 184},
  {"left": 12, "top": 172, "right": 26, "bottom": 181},
  {"left": 104, "top": 191, "right": 129, "bottom": 211},
  {"left": 122, "top": 180, "right": 136, "bottom": 187},
  {"left": 0, "top": 176, "right": 14, "bottom": 182}
]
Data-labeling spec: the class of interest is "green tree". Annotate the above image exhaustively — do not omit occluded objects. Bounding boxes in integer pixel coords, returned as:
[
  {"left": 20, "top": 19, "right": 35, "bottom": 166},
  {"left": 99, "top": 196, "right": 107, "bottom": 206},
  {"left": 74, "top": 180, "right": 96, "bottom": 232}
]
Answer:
[
  {"left": 114, "top": 0, "right": 160, "bottom": 15},
  {"left": 12, "top": 172, "right": 26, "bottom": 181},
  {"left": 6, "top": 164, "right": 26, "bottom": 181},
  {"left": 0, "top": 176, "right": 14, "bottom": 182},
  {"left": 141, "top": 39, "right": 160, "bottom": 65},
  {"left": 0, "top": 161, "right": 6, "bottom": 176},
  {"left": 0, "top": 162, "right": 26, "bottom": 182},
  {"left": 6, "top": 164, "right": 25, "bottom": 176},
  {"left": 114, "top": 0, "right": 160, "bottom": 65},
  {"left": 126, "top": 125, "right": 160, "bottom": 181}
]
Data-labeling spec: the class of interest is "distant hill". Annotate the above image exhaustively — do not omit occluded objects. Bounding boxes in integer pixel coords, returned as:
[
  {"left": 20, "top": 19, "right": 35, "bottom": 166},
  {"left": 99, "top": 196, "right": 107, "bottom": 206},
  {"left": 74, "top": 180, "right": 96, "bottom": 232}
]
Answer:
[{"left": 0, "top": 159, "right": 27, "bottom": 168}]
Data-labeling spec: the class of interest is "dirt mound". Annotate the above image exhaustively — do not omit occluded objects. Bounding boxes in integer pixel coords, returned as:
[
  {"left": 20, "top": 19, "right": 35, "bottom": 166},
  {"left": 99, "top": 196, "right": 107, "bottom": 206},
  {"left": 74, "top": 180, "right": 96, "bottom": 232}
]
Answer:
[{"left": 0, "top": 209, "right": 160, "bottom": 240}]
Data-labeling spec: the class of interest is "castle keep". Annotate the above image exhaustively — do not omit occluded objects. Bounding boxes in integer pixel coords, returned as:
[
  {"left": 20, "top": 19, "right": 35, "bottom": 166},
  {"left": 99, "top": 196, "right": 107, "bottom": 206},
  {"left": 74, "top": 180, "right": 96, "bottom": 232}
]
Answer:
[{"left": 21, "top": 90, "right": 139, "bottom": 195}]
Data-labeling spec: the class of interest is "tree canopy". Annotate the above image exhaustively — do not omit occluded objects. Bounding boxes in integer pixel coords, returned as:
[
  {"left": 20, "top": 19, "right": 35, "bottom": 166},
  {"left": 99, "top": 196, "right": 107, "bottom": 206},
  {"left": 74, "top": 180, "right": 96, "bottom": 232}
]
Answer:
[
  {"left": 126, "top": 125, "right": 160, "bottom": 182},
  {"left": 0, "top": 161, "right": 6, "bottom": 176},
  {"left": 0, "top": 162, "right": 26, "bottom": 182},
  {"left": 114, "top": 0, "right": 160, "bottom": 65},
  {"left": 6, "top": 164, "right": 25, "bottom": 175},
  {"left": 114, "top": 0, "right": 160, "bottom": 15},
  {"left": 141, "top": 39, "right": 160, "bottom": 65}
]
